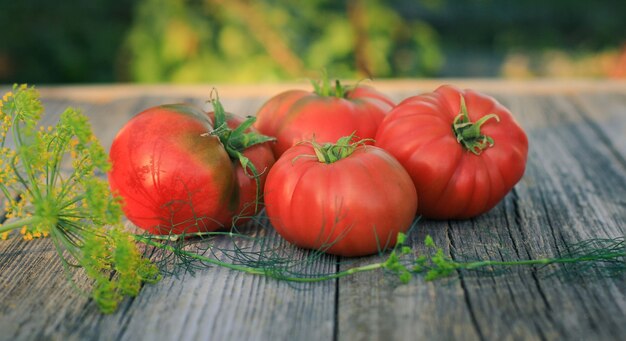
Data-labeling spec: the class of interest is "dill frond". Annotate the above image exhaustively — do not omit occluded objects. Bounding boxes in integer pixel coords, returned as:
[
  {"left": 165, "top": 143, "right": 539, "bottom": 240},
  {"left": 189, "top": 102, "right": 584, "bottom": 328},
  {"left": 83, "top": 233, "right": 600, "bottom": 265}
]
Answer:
[
  {"left": 137, "top": 212, "right": 625, "bottom": 286},
  {"left": 409, "top": 235, "right": 626, "bottom": 281},
  {"left": 0, "top": 85, "right": 160, "bottom": 313}
]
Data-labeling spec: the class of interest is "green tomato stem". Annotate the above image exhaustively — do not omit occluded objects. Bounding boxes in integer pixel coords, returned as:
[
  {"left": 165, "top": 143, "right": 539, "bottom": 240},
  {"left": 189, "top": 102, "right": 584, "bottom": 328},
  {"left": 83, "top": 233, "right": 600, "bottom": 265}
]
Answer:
[
  {"left": 308, "top": 133, "right": 373, "bottom": 164},
  {"left": 452, "top": 95, "right": 500, "bottom": 155},
  {"left": 311, "top": 72, "right": 349, "bottom": 98},
  {"left": 208, "top": 94, "right": 275, "bottom": 155}
]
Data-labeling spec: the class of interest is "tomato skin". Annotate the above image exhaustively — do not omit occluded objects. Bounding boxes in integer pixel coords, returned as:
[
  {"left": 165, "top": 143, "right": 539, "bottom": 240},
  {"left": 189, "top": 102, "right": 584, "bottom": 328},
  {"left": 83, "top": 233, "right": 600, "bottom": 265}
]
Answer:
[
  {"left": 264, "top": 144, "right": 417, "bottom": 257},
  {"left": 254, "top": 85, "right": 394, "bottom": 157},
  {"left": 375, "top": 85, "right": 528, "bottom": 219},
  {"left": 109, "top": 104, "right": 274, "bottom": 234},
  {"left": 234, "top": 143, "right": 274, "bottom": 221}
]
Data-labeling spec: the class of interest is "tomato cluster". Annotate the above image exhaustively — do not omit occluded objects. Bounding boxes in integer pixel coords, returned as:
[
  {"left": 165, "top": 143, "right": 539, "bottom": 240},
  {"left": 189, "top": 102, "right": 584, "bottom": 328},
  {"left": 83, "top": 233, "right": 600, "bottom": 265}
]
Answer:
[{"left": 108, "top": 81, "right": 528, "bottom": 256}]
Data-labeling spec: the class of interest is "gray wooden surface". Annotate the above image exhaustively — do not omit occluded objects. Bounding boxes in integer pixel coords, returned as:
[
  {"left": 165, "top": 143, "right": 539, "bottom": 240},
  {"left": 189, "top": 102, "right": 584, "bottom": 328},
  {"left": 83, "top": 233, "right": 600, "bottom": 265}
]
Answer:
[{"left": 0, "top": 81, "right": 624, "bottom": 341}]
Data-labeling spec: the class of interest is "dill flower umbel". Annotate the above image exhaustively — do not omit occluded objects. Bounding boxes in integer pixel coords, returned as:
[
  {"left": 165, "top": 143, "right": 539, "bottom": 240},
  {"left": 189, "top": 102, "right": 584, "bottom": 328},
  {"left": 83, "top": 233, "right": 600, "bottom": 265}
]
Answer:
[{"left": 0, "top": 84, "right": 160, "bottom": 313}]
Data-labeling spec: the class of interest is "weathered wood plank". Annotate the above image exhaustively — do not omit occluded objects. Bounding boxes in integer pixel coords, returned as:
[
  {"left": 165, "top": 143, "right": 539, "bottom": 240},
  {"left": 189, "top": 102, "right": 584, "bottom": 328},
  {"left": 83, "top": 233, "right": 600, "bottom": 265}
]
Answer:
[
  {"left": 0, "top": 222, "right": 338, "bottom": 340},
  {"left": 20, "top": 221, "right": 335, "bottom": 341},
  {"left": 336, "top": 91, "right": 625, "bottom": 341},
  {"left": 336, "top": 223, "right": 483, "bottom": 341},
  {"left": 2, "top": 86, "right": 625, "bottom": 341},
  {"left": 0, "top": 95, "right": 338, "bottom": 341},
  {"left": 0, "top": 238, "right": 102, "bottom": 341},
  {"left": 111, "top": 222, "right": 336, "bottom": 341},
  {"left": 448, "top": 93, "right": 626, "bottom": 341},
  {"left": 571, "top": 92, "right": 626, "bottom": 160},
  {"left": 91, "top": 95, "right": 337, "bottom": 340},
  {"left": 472, "top": 92, "right": 625, "bottom": 340}
]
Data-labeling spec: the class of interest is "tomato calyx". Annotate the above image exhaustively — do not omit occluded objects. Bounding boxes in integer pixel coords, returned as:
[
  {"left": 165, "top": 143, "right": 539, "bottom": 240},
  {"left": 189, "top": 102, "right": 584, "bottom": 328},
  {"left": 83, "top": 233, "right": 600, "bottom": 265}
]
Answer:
[
  {"left": 310, "top": 73, "right": 351, "bottom": 98},
  {"left": 305, "top": 133, "right": 372, "bottom": 164},
  {"left": 206, "top": 95, "right": 276, "bottom": 214},
  {"left": 452, "top": 95, "right": 500, "bottom": 155},
  {"left": 208, "top": 97, "right": 275, "bottom": 170}
]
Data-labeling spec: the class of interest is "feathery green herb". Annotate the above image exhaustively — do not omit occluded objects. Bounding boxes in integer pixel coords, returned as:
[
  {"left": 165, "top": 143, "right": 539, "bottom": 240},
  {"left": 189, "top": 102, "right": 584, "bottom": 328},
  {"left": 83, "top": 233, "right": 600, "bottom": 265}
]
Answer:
[
  {"left": 136, "top": 220, "right": 625, "bottom": 285},
  {"left": 0, "top": 84, "right": 160, "bottom": 313}
]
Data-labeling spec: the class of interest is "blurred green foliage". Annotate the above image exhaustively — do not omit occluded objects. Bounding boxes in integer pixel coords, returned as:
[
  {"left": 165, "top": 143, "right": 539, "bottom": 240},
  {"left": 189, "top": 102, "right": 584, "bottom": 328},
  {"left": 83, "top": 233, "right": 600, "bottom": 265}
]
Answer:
[
  {"left": 124, "top": 0, "right": 442, "bottom": 82},
  {"left": 1, "top": 0, "right": 625, "bottom": 83}
]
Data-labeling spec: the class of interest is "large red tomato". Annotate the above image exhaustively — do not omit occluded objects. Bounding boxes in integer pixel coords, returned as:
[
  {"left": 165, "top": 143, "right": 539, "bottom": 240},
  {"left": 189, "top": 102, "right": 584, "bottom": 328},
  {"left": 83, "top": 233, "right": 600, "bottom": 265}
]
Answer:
[
  {"left": 254, "top": 80, "right": 394, "bottom": 157},
  {"left": 264, "top": 136, "right": 417, "bottom": 257},
  {"left": 375, "top": 85, "right": 528, "bottom": 219},
  {"left": 108, "top": 102, "right": 274, "bottom": 235}
]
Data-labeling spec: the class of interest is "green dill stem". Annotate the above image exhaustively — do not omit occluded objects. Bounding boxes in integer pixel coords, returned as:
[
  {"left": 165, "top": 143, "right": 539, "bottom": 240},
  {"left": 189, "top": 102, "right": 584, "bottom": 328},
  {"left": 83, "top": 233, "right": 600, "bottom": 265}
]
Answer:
[
  {"left": 0, "top": 216, "right": 39, "bottom": 234},
  {"left": 136, "top": 235, "right": 266, "bottom": 276},
  {"left": 461, "top": 253, "right": 626, "bottom": 270},
  {"left": 12, "top": 116, "right": 42, "bottom": 201},
  {"left": 50, "top": 222, "right": 83, "bottom": 264},
  {"left": 145, "top": 231, "right": 260, "bottom": 241},
  {"left": 135, "top": 234, "right": 385, "bottom": 282},
  {"left": 0, "top": 186, "right": 13, "bottom": 204}
]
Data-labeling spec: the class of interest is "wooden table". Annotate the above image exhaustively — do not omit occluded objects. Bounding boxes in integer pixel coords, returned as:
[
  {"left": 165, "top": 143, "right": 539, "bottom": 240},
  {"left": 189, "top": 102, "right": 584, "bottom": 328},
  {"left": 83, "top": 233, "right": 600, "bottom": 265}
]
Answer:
[{"left": 1, "top": 80, "right": 625, "bottom": 341}]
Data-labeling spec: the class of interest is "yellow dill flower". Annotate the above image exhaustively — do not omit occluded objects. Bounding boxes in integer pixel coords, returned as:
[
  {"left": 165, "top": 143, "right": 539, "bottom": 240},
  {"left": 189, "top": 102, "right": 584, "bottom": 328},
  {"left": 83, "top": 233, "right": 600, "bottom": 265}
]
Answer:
[{"left": 1, "top": 232, "right": 8, "bottom": 240}]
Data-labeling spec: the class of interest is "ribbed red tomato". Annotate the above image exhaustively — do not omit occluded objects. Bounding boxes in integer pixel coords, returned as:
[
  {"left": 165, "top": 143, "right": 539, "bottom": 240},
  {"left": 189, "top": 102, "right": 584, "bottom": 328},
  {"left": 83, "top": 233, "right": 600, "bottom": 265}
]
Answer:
[
  {"left": 108, "top": 102, "right": 274, "bottom": 234},
  {"left": 375, "top": 85, "right": 528, "bottom": 219},
  {"left": 254, "top": 80, "right": 394, "bottom": 157},
  {"left": 264, "top": 136, "right": 417, "bottom": 257}
]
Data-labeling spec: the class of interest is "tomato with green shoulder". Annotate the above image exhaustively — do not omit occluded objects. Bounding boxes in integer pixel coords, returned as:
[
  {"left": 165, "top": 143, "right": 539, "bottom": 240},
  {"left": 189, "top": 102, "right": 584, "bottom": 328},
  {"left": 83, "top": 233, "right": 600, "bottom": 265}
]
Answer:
[{"left": 108, "top": 99, "right": 275, "bottom": 234}]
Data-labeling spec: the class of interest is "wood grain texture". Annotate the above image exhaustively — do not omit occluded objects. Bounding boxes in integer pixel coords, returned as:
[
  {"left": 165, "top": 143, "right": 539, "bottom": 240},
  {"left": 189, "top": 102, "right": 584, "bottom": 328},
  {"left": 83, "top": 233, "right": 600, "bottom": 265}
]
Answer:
[
  {"left": 1, "top": 84, "right": 625, "bottom": 341},
  {"left": 2, "top": 79, "right": 623, "bottom": 103},
  {"left": 336, "top": 224, "right": 483, "bottom": 341},
  {"left": 0, "top": 95, "right": 338, "bottom": 341},
  {"left": 0, "top": 224, "right": 337, "bottom": 341},
  {"left": 571, "top": 92, "right": 626, "bottom": 160},
  {"left": 336, "top": 91, "right": 626, "bottom": 341}
]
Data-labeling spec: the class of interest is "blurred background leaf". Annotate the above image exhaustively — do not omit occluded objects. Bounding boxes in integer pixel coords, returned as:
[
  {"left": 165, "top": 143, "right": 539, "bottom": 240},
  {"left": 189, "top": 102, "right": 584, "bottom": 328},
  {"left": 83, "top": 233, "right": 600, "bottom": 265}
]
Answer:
[{"left": 1, "top": 0, "right": 625, "bottom": 83}]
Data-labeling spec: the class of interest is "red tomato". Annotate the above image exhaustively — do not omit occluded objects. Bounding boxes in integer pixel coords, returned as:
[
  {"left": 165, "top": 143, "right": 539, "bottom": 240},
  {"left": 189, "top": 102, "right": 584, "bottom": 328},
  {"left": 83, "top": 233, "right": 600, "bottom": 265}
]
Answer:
[
  {"left": 109, "top": 103, "right": 274, "bottom": 235},
  {"left": 254, "top": 81, "right": 394, "bottom": 158},
  {"left": 264, "top": 136, "right": 417, "bottom": 257},
  {"left": 375, "top": 85, "right": 528, "bottom": 219}
]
